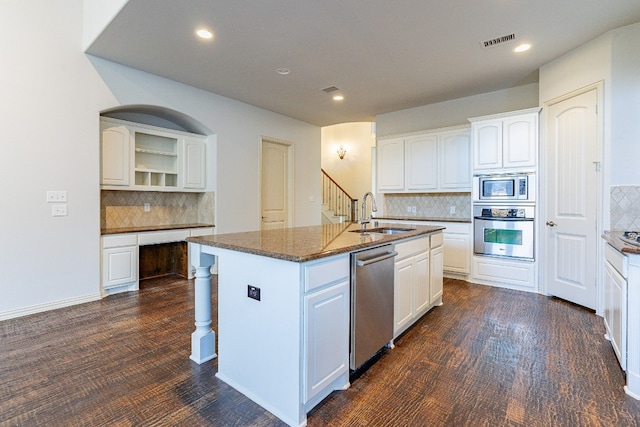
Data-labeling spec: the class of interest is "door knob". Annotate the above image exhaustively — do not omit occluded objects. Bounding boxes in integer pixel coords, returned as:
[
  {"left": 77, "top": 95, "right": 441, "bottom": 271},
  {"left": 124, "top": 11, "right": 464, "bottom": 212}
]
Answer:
[{"left": 546, "top": 221, "right": 557, "bottom": 227}]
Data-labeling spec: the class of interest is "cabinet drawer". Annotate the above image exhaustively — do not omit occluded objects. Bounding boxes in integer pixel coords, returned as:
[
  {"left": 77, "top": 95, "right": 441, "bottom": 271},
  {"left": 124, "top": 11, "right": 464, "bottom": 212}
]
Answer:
[
  {"left": 605, "top": 243, "right": 628, "bottom": 278},
  {"left": 190, "top": 227, "right": 214, "bottom": 237},
  {"left": 395, "top": 236, "right": 429, "bottom": 260},
  {"left": 304, "top": 255, "right": 350, "bottom": 293},
  {"left": 430, "top": 232, "right": 443, "bottom": 248},
  {"left": 102, "top": 233, "right": 138, "bottom": 249},
  {"left": 138, "top": 230, "right": 190, "bottom": 245}
]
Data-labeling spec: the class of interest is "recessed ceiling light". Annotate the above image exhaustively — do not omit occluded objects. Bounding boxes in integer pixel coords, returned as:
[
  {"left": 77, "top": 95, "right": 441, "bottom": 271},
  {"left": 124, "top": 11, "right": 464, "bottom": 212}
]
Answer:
[
  {"left": 276, "top": 68, "right": 290, "bottom": 75},
  {"left": 514, "top": 43, "right": 531, "bottom": 53},
  {"left": 196, "top": 28, "right": 214, "bottom": 39},
  {"left": 333, "top": 95, "right": 344, "bottom": 101}
]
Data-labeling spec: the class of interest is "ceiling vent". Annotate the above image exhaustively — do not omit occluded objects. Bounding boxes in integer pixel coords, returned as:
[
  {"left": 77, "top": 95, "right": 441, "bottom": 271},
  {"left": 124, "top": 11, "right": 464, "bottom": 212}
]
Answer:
[
  {"left": 321, "top": 86, "right": 340, "bottom": 93},
  {"left": 481, "top": 33, "right": 516, "bottom": 49}
]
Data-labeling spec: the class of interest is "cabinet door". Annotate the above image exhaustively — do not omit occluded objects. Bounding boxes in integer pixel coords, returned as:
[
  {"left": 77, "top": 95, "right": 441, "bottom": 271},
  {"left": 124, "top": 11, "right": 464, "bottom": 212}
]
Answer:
[
  {"left": 472, "top": 121, "right": 502, "bottom": 171},
  {"left": 394, "top": 257, "right": 414, "bottom": 336},
  {"left": 184, "top": 138, "right": 206, "bottom": 189},
  {"left": 101, "top": 125, "right": 131, "bottom": 186},
  {"left": 604, "top": 261, "right": 627, "bottom": 370},
  {"left": 102, "top": 245, "right": 137, "bottom": 289},
  {"left": 304, "top": 280, "right": 350, "bottom": 403},
  {"left": 430, "top": 246, "right": 444, "bottom": 304},
  {"left": 377, "top": 138, "right": 405, "bottom": 191},
  {"left": 413, "top": 251, "right": 430, "bottom": 315},
  {"left": 503, "top": 114, "right": 537, "bottom": 169},
  {"left": 443, "top": 233, "right": 470, "bottom": 274},
  {"left": 405, "top": 134, "right": 437, "bottom": 191},
  {"left": 439, "top": 129, "right": 471, "bottom": 190}
]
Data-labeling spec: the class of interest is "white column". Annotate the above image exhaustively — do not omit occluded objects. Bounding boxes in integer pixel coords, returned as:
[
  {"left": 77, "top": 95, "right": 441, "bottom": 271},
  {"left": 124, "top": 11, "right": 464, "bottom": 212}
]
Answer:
[{"left": 189, "top": 243, "right": 217, "bottom": 364}]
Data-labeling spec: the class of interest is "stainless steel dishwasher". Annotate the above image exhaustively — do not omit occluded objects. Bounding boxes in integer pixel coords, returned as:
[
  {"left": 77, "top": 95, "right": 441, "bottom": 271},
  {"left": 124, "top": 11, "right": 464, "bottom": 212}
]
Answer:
[{"left": 350, "top": 244, "right": 397, "bottom": 370}]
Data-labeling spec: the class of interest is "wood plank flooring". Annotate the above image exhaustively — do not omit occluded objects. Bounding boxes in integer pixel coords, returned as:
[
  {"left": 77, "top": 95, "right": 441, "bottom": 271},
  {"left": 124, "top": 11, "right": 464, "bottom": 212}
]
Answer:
[{"left": 1, "top": 277, "right": 639, "bottom": 426}]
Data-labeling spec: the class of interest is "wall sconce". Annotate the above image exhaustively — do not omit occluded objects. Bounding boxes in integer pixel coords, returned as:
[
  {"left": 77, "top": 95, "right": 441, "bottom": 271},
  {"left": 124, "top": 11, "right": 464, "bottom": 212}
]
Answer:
[{"left": 337, "top": 145, "right": 347, "bottom": 160}]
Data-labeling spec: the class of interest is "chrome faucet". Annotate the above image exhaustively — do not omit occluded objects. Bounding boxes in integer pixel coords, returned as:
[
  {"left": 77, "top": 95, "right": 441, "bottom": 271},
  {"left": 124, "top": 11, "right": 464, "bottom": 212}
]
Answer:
[{"left": 358, "top": 192, "right": 378, "bottom": 230}]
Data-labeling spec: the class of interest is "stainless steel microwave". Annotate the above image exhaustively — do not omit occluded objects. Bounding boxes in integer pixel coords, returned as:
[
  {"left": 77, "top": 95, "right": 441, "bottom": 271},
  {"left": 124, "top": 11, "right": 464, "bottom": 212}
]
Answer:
[{"left": 473, "top": 173, "right": 535, "bottom": 202}]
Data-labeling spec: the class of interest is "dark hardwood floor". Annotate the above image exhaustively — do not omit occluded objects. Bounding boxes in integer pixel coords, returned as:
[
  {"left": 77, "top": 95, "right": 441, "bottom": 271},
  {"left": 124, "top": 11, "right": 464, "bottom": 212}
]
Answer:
[{"left": 1, "top": 277, "right": 639, "bottom": 426}]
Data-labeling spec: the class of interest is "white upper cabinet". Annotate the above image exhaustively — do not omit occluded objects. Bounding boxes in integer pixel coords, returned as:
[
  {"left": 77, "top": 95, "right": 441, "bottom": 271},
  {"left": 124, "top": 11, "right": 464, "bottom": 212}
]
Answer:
[
  {"left": 405, "top": 134, "right": 438, "bottom": 190},
  {"left": 100, "top": 124, "right": 131, "bottom": 187},
  {"left": 377, "top": 137, "right": 405, "bottom": 191},
  {"left": 470, "top": 108, "right": 540, "bottom": 172},
  {"left": 100, "top": 117, "right": 207, "bottom": 192},
  {"left": 377, "top": 125, "right": 471, "bottom": 193}
]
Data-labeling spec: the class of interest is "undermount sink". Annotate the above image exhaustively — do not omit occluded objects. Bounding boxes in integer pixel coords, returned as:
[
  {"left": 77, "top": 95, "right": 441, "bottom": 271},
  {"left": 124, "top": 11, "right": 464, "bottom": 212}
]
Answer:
[{"left": 350, "top": 227, "right": 414, "bottom": 235}]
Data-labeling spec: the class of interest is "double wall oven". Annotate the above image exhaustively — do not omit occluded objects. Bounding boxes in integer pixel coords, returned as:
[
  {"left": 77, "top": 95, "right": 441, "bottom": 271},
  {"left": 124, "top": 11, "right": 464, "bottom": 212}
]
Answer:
[{"left": 473, "top": 173, "right": 535, "bottom": 261}]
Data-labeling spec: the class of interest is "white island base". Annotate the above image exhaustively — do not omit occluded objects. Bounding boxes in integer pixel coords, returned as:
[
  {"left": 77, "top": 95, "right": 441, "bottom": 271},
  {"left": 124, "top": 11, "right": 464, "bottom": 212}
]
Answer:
[{"left": 189, "top": 243, "right": 351, "bottom": 427}]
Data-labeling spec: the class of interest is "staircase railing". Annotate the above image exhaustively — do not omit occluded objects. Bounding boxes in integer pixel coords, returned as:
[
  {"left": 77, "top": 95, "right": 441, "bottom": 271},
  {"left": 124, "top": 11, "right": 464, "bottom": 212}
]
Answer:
[{"left": 321, "top": 169, "right": 356, "bottom": 222}]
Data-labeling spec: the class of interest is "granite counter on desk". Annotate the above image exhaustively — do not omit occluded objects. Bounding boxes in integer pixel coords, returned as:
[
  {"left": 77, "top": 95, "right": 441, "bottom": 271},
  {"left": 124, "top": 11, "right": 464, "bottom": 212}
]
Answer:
[{"left": 185, "top": 222, "right": 444, "bottom": 426}]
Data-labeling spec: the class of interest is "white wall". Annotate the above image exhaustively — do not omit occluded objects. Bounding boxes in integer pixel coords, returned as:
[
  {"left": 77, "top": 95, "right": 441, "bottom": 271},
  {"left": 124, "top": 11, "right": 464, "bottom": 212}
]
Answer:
[
  {"left": 376, "top": 83, "right": 539, "bottom": 137},
  {"left": 321, "top": 123, "right": 375, "bottom": 200},
  {"left": 539, "top": 21, "right": 640, "bottom": 229},
  {"left": 0, "top": 0, "right": 320, "bottom": 319}
]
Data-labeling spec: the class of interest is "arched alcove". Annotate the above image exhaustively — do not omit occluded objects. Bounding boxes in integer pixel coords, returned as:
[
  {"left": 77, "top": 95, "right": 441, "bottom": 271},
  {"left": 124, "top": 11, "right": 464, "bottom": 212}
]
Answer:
[{"left": 100, "top": 104, "right": 213, "bottom": 135}]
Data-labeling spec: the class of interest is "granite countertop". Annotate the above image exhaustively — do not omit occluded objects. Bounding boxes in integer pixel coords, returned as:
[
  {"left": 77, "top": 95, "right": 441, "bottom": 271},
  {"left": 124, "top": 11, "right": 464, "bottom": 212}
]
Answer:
[
  {"left": 374, "top": 216, "right": 472, "bottom": 224},
  {"left": 102, "top": 223, "right": 215, "bottom": 235},
  {"left": 602, "top": 231, "right": 640, "bottom": 255},
  {"left": 187, "top": 222, "right": 445, "bottom": 263}
]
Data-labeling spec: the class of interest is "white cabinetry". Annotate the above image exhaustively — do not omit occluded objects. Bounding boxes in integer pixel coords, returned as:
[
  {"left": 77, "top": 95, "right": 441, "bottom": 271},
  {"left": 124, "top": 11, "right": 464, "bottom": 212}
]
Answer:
[
  {"left": 470, "top": 108, "right": 540, "bottom": 172},
  {"left": 100, "top": 117, "right": 206, "bottom": 192},
  {"left": 604, "top": 243, "right": 628, "bottom": 370},
  {"left": 100, "top": 124, "right": 131, "bottom": 187},
  {"left": 101, "top": 234, "right": 138, "bottom": 294},
  {"left": 377, "top": 126, "right": 471, "bottom": 193},
  {"left": 378, "top": 220, "right": 471, "bottom": 278},
  {"left": 430, "top": 234, "right": 444, "bottom": 303},
  {"left": 377, "top": 137, "right": 405, "bottom": 191},
  {"left": 394, "top": 235, "right": 439, "bottom": 338}
]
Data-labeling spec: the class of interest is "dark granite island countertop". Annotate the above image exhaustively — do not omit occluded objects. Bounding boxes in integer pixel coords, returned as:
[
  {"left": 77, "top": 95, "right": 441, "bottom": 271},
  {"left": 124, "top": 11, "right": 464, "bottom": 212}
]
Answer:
[{"left": 186, "top": 222, "right": 445, "bottom": 262}]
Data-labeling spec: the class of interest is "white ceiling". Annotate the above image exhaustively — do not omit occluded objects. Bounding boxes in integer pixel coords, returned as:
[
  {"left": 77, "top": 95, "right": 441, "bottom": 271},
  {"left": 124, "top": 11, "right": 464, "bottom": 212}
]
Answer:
[{"left": 86, "top": 0, "right": 640, "bottom": 127}]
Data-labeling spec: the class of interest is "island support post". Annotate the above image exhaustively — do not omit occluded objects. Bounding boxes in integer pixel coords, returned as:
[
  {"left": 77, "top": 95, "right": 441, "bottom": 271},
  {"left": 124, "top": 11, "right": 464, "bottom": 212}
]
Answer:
[{"left": 188, "top": 242, "right": 217, "bottom": 364}]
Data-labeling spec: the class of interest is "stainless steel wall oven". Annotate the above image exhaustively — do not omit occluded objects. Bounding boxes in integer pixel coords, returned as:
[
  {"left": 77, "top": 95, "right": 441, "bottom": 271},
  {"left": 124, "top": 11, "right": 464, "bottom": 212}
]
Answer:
[{"left": 473, "top": 205, "right": 534, "bottom": 260}]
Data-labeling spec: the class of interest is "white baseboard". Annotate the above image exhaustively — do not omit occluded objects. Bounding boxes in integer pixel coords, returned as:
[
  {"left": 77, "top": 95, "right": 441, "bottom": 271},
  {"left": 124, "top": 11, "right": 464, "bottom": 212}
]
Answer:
[{"left": 0, "top": 293, "right": 102, "bottom": 322}]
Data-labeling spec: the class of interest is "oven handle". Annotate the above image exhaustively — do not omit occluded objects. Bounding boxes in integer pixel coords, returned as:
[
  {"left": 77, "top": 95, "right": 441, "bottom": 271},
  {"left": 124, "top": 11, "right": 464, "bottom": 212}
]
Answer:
[{"left": 474, "top": 217, "right": 534, "bottom": 222}]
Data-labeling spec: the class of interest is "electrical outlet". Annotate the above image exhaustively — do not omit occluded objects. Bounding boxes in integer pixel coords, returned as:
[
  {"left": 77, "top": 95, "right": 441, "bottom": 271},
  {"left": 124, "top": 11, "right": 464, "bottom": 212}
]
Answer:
[
  {"left": 406, "top": 206, "right": 412, "bottom": 213},
  {"left": 248, "top": 285, "right": 261, "bottom": 301},
  {"left": 411, "top": 206, "right": 417, "bottom": 214},
  {"left": 450, "top": 206, "right": 456, "bottom": 214},
  {"left": 144, "top": 203, "right": 151, "bottom": 212}
]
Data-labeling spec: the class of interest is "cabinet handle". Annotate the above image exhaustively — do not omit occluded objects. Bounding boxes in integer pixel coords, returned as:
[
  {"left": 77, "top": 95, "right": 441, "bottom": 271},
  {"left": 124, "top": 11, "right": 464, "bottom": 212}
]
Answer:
[{"left": 546, "top": 221, "right": 557, "bottom": 227}]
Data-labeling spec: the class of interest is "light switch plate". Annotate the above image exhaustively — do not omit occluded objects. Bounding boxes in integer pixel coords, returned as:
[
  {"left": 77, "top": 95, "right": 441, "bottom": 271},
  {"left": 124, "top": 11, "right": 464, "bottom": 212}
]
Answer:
[
  {"left": 46, "top": 191, "right": 67, "bottom": 203},
  {"left": 52, "top": 205, "right": 68, "bottom": 216}
]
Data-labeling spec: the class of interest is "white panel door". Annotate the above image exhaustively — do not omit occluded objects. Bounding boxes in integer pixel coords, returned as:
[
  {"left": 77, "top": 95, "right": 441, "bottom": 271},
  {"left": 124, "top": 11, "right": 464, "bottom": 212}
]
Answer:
[
  {"left": 439, "top": 129, "right": 471, "bottom": 189},
  {"left": 183, "top": 139, "right": 206, "bottom": 189},
  {"left": 413, "top": 251, "right": 430, "bottom": 315},
  {"left": 101, "top": 125, "right": 130, "bottom": 186},
  {"left": 377, "top": 138, "right": 405, "bottom": 191},
  {"left": 394, "top": 257, "right": 414, "bottom": 335},
  {"left": 261, "top": 140, "right": 290, "bottom": 230},
  {"left": 503, "top": 115, "right": 537, "bottom": 169},
  {"left": 544, "top": 87, "right": 599, "bottom": 309}
]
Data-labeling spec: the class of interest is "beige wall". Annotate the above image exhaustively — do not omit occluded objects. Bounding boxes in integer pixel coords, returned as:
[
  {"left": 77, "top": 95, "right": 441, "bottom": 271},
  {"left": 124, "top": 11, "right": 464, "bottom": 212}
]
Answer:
[{"left": 321, "top": 122, "right": 375, "bottom": 201}]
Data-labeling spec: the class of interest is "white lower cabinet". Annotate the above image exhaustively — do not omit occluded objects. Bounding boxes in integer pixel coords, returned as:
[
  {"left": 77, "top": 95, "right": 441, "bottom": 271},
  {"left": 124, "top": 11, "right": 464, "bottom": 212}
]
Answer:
[
  {"left": 101, "top": 227, "right": 214, "bottom": 295},
  {"left": 302, "top": 254, "right": 350, "bottom": 408},
  {"left": 101, "top": 234, "right": 138, "bottom": 295},
  {"left": 604, "top": 243, "right": 628, "bottom": 370},
  {"left": 471, "top": 255, "right": 536, "bottom": 290},
  {"left": 394, "top": 235, "right": 437, "bottom": 338},
  {"left": 430, "top": 241, "right": 444, "bottom": 304},
  {"left": 303, "top": 279, "right": 350, "bottom": 404}
]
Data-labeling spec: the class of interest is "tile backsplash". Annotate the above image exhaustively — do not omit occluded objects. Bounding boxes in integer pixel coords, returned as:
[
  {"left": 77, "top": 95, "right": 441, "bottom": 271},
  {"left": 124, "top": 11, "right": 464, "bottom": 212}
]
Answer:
[
  {"left": 101, "top": 190, "right": 214, "bottom": 229},
  {"left": 382, "top": 193, "right": 471, "bottom": 219},
  {"left": 610, "top": 185, "right": 640, "bottom": 230}
]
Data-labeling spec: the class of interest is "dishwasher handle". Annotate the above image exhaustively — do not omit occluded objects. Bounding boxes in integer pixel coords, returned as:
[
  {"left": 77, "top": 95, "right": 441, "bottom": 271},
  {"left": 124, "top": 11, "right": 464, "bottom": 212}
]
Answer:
[{"left": 356, "top": 251, "right": 398, "bottom": 266}]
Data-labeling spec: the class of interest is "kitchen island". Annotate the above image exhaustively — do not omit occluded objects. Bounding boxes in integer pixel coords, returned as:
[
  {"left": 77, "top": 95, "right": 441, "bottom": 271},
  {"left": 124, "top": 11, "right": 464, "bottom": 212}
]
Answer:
[{"left": 186, "top": 222, "right": 444, "bottom": 427}]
